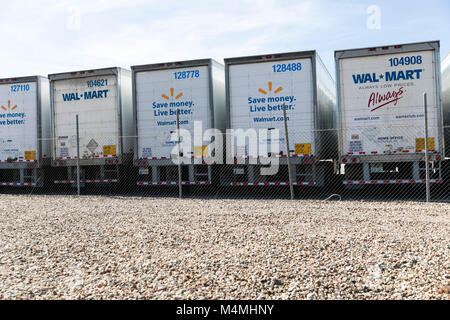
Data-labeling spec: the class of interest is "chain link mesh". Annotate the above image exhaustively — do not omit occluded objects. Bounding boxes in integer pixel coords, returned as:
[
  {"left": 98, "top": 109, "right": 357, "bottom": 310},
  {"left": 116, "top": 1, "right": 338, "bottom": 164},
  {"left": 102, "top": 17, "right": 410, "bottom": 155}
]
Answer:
[{"left": 0, "top": 126, "right": 448, "bottom": 202}]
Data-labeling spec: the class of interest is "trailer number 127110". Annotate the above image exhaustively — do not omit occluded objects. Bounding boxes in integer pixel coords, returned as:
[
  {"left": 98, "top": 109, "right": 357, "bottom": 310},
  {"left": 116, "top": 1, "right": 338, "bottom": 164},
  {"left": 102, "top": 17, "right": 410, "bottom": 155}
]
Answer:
[{"left": 10, "top": 84, "right": 30, "bottom": 92}]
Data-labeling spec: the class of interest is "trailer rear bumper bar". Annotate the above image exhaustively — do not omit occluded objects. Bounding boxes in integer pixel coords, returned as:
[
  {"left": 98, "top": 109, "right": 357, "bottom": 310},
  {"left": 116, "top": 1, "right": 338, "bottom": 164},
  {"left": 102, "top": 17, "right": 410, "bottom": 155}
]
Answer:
[
  {"left": 341, "top": 154, "right": 442, "bottom": 163},
  {"left": 52, "top": 159, "right": 122, "bottom": 166},
  {"left": 0, "top": 163, "right": 40, "bottom": 169}
]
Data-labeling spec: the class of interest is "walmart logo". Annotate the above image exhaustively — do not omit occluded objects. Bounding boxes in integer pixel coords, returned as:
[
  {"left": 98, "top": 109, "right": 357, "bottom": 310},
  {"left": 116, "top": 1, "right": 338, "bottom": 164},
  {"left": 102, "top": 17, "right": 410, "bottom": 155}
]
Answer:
[{"left": 1, "top": 100, "right": 18, "bottom": 112}]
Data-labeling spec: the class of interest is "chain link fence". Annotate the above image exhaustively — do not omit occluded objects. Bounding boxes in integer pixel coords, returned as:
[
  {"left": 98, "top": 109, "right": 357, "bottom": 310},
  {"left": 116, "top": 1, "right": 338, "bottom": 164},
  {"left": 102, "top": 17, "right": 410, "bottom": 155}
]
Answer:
[{"left": 0, "top": 125, "right": 449, "bottom": 203}]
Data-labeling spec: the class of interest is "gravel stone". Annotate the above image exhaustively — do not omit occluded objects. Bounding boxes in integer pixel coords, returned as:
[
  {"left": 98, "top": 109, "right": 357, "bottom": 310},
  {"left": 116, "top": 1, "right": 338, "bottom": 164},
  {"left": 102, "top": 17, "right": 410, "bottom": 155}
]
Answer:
[{"left": 0, "top": 194, "right": 448, "bottom": 300}]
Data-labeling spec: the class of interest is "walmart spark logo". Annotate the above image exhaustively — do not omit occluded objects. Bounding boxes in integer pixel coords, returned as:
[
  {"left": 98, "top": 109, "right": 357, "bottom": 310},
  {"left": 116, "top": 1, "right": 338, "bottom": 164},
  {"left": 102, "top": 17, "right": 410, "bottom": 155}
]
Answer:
[
  {"left": 0, "top": 99, "right": 25, "bottom": 126},
  {"left": 1, "top": 100, "right": 17, "bottom": 112},
  {"left": 162, "top": 88, "right": 183, "bottom": 100},
  {"left": 258, "top": 81, "right": 283, "bottom": 95}
]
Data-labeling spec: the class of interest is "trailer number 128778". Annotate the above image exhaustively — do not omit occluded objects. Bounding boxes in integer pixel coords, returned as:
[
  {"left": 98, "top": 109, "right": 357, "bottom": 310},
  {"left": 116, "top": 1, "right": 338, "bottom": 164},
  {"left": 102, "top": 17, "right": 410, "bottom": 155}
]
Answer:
[{"left": 173, "top": 70, "right": 200, "bottom": 79}]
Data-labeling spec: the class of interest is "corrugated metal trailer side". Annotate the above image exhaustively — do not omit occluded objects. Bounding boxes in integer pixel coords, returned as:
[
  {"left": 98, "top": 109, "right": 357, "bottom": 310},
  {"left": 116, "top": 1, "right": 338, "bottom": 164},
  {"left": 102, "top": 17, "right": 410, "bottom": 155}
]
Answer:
[
  {"left": 222, "top": 51, "right": 337, "bottom": 187},
  {"left": 442, "top": 51, "right": 450, "bottom": 158},
  {"left": 442, "top": 51, "right": 450, "bottom": 183},
  {"left": 0, "top": 76, "right": 50, "bottom": 187},
  {"left": 335, "top": 41, "right": 444, "bottom": 185},
  {"left": 132, "top": 59, "right": 225, "bottom": 186},
  {"left": 48, "top": 67, "right": 133, "bottom": 185}
]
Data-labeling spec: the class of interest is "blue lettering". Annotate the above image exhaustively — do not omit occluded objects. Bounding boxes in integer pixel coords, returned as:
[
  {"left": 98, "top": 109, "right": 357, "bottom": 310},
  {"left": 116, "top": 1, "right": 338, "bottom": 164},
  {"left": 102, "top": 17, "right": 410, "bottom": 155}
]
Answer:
[
  {"left": 396, "top": 71, "right": 406, "bottom": 81},
  {"left": 352, "top": 73, "right": 379, "bottom": 84},
  {"left": 385, "top": 69, "right": 422, "bottom": 82},
  {"left": 352, "top": 74, "right": 365, "bottom": 84},
  {"left": 405, "top": 70, "right": 414, "bottom": 80},
  {"left": 385, "top": 71, "right": 397, "bottom": 82},
  {"left": 62, "top": 93, "right": 70, "bottom": 101},
  {"left": 62, "top": 93, "right": 81, "bottom": 101},
  {"left": 83, "top": 90, "right": 109, "bottom": 100},
  {"left": 414, "top": 69, "right": 422, "bottom": 79},
  {"left": 354, "top": 69, "right": 424, "bottom": 84}
]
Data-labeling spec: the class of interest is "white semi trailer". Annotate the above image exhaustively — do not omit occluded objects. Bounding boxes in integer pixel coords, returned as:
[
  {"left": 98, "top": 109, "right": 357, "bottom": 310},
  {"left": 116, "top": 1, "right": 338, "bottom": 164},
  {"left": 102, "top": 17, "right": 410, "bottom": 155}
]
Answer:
[
  {"left": 0, "top": 76, "right": 50, "bottom": 187},
  {"left": 335, "top": 41, "right": 444, "bottom": 185},
  {"left": 49, "top": 67, "right": 133, "bottom": 186},
  {"left": 223, "top": 51, "right": 337, "bottom": 186},
  {"left": 132, "top": 59, "right": 225, "bottom": 186}
]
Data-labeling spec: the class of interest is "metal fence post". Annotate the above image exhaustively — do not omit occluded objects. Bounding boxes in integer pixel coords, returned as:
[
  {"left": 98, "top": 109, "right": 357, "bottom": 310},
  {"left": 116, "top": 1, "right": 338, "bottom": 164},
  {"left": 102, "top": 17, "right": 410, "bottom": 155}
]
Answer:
[
  {"left": 76, "top": 114, "right": 81, "bottom": 196},
  {"left": 177, "top": 108, "right": 182, "bottom": 199},
  {"left": 282, "top": 103, "right": 294, "bottom": 200},
  {"left": 423, "top": 93, "right": 430, "bottom": 202}
]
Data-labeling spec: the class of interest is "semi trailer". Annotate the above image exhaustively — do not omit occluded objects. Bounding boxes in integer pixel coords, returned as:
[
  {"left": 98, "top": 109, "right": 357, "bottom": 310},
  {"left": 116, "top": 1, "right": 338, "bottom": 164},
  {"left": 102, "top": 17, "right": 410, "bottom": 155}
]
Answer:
[
  {"left": 335, "top": 41, "right": 444, "bottom": 185},
  {"left": 49, "top": 67, "right": 133, "bottom": 186},
  {"left": 132, "top": 59, "right": 225, "bottom": 186},
  {"left": 222, "top": 51, "right": 337, "bottom": 186},
  {"left": 0, "top": 76, "right": 50, "bottom": 187}
]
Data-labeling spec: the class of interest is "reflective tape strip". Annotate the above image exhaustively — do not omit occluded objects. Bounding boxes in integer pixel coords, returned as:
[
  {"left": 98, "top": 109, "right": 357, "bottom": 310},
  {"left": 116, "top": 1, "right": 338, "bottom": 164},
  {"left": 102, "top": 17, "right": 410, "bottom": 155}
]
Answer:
[
  {"left": 56, "top": 156, "right": 118, "bottom": 160},
  {"left": 230, "top": 182, "right": 316, "bottom": 186},
  {"left": 237, "top": 154, "right": 312, "bottom": 159},
  {"left": 0, "top": 182, "right": 36, "bottom": 186},
  {"left": 344, "top": 179, "right": 443, "bottom": 185},
  {"left": 137, "top": 160, "right": 207, "bottom": 164},
  {"left": 54, "top": 179, "right": 120, "bottom": 184},
  {"left": 347, "top": 151, "right": 440, "bottom": 156},
  {"left": 137, "top": 181, "right": 211, "bottom": 186},
  {"left": 0, "top": 160, "right": 37, "bottom": 163}
]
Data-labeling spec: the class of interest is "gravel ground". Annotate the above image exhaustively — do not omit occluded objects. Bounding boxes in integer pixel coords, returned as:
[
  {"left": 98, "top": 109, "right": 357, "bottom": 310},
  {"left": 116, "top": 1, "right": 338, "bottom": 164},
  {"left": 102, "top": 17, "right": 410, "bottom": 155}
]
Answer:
[{"left": 0, "top": 194, "right": 448, "bottom": 300}]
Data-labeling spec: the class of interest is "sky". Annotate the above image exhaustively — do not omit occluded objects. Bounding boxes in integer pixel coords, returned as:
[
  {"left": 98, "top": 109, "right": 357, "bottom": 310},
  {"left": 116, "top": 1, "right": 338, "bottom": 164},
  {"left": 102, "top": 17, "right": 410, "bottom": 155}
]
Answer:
[{"left": 0, "top": 0, "right": 449, "bottom": 78}]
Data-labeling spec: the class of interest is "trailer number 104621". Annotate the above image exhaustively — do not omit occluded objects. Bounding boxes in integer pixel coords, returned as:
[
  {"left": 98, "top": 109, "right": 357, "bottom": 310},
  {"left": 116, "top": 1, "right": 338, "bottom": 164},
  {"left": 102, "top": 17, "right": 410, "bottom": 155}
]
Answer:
[{"left": 87, "top": 79, "right": 108, "bottom": 87}]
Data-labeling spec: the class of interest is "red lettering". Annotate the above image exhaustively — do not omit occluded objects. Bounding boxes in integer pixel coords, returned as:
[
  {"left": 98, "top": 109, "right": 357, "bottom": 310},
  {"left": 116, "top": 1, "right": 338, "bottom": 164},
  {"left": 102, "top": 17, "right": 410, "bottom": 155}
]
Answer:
[
  {"left": 368, "top": 92, "right": 376, "bottom": 109},
  {"left": 367, "top": 87, "right": 405, "bottom": 112}
]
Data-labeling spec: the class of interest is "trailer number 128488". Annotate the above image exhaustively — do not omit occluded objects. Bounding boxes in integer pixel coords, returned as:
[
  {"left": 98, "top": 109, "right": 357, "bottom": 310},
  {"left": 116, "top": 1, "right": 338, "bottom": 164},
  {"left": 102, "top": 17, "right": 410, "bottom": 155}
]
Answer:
[{"left": 272, "top": 63, "right": 302, "bottom": 73}]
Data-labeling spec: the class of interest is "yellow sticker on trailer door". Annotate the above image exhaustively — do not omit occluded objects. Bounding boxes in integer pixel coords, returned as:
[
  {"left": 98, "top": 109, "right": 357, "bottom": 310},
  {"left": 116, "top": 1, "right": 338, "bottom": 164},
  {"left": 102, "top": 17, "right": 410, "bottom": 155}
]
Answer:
[
  {"left": 194, "top": 145, "right": 208, "bottom": 157},
  {"left": 295, "top": 143, "right": 311, "bottom": 155},
  {"left": 24, "top": 151, "right": 36, "bottom": 161},
  {"left": 415, "top": 138, "right": 435, "bottom": 151},
  {"left": 103, "top": 145, "right": 117, "bottom": 156}
]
